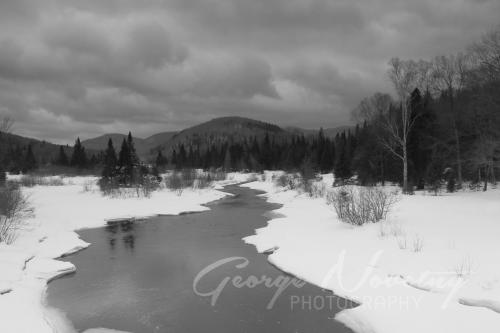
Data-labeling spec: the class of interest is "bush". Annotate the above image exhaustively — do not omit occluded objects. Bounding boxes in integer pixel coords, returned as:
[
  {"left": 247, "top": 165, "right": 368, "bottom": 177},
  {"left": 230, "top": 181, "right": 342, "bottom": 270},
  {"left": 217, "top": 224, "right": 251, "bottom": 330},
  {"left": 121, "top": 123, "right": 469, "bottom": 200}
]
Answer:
[
  {"left": 0, "top": 184, "right": 33, "bottom": 244},
  {"left": 13, "top": 175, "right": 65, "bottom": 187},
  {"left": 327, "top": 186, "right": 399, "bottom": 225},
  {"left": 164, "top": 169, "right": 228, "bottom": 193},
  {"left": 274, "top": 173, "right": 302, "bottom": 190}
]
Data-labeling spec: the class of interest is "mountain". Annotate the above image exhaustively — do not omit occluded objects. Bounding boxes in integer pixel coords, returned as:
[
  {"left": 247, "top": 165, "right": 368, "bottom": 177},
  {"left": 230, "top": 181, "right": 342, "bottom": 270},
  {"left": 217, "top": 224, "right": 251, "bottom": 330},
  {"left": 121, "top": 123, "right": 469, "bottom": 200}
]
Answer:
[
  {"left": 81, "top": 117, "right": 353, "bottom": 160},
  {"left": 82, "top": 133, "right": 130, "bottom": 151},
  {"left": 0, "top": 132, "right": 69, "bottom": 164},
  {"left": 142, "top": 131, "right": 177, "bottom": 148},
  {"left": 155, "top": 116, "right": 287, "bottom": 154},
  {"left": 81, "top": 132, "right": 177, "bottom": 158}
]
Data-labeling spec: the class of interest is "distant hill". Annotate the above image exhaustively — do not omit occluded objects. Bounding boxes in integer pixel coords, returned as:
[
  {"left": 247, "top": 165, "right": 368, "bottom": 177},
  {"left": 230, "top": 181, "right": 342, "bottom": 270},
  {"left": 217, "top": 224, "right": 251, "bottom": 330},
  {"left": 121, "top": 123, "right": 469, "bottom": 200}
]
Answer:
[
  {"left": 155, "top": 116, "right": 287, "bottom": 155},
  {"left": 80, "top": 117, "right": 353, "bottom": 161},
  {"left": 81, "top": 132, "right": 177, "bottom": 158},
  {"left": 0, "top": 132, "right": 69, "bottom": 165}
]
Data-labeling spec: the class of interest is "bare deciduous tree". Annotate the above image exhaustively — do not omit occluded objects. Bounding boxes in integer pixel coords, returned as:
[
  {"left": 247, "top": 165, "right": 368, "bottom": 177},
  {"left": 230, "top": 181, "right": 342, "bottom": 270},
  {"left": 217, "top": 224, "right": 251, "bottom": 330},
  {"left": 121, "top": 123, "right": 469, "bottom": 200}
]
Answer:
[
  {"left": 469, "top": 25, "right": 500, "bottom": 83},
  {"left": 384, "top": 58, "right": 420, "bottom": 193},
  {"left": 431, "top": 53, "right": 468, "bottom": 187},
  {"left": 0, "top": 116, "right": 14, "bottom": 134}
]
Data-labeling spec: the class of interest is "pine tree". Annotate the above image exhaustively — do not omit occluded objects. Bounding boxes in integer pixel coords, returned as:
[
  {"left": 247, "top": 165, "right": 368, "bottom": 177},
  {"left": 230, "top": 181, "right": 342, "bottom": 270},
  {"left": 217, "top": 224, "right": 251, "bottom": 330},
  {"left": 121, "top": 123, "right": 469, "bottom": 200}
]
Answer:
[
  {"left": 223, "top": 146, "right": 232, "bottom": 171},
  {"left": 117, "top": 138, "right": 130, "bottom": 184},
  {"left": 127, "top": 132, "right": 139, "bottom": 168},
  {"left": 71, "top": 138, "right": 87, "bottom": 168},
  {"left": 0, "top": 164, "right": 6, "bottom": 185},
  {"left": 171, "top": 149, "right": 177, "bottom": 167},
  {"left": 126, "top": 132, "right": 139, "bottom": 183},
  {"left": 57, "top": 146, "right": 68, "bottom": 166},
  {"left": 118, "top": 138, "right": 130, "bottom": 168},
  {"left": 102, "top": 138, "right": 117, "bottom": 179},
  {"left": 23, "top": 144, "right": 37, "bottom": 172},
  {"left": 155, "top": 150, "right": 168, "bottom": 168},
  {"left": 334, "top": 132, "right": 352, "bottom": 182}
]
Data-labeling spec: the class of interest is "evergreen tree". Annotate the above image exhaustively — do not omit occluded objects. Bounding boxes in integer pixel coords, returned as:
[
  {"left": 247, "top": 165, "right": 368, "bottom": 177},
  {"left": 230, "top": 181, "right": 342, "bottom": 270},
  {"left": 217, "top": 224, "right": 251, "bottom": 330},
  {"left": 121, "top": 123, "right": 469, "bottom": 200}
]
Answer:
[
  {"left": 126, "top": 132, "right": 139, "bottom": 183},
  {"left": 334, "top": 132, "right": 352, "bottom": 182},
  {"left": 155, "top": 150, "right": 168, "bottom": 168},
  {"left": 0, "top": 164, "right": 6, "bottom": 185},
  {"left": 118, "top": 138, "right": 130, "bottom": 168},
  {"left": 23, "top": 144, "right": 37, "bottom": 172},
  {"left": 127, "top": 132, "right": 139, "bottom": 168},
  {"left": 70, "top": 138, "right": 87, "bottom": 168},
  {"left": 57, "top": 146, "right": 68, "bottom": 166},
  {"left": 223, "top": 146, "right": 232, "bottom": 171},
  {"left": 117, "top": 138, "right": 130, "bottom": 184},
  {"left": 102, "top": 138, "right": 117, "bottom": 179}
]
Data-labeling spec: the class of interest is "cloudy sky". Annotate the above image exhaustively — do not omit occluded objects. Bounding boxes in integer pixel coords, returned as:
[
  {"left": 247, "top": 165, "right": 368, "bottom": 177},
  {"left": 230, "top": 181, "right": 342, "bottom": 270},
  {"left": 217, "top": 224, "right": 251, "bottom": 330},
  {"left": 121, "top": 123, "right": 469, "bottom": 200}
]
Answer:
[{"left": 0, "top": 0, "right": 498, "bottom": 144}]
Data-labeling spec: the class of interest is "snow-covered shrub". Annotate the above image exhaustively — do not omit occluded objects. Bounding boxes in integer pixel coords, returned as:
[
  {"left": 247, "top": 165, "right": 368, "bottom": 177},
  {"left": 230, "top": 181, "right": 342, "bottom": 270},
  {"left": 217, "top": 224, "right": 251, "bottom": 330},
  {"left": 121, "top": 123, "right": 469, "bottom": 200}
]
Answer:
[
  {"left": 412, "top": 235, "right": 424, "bottom": 252},
  {"left": 327, "top": 187, "right": 371, "bottom": 225},
  {"left": 307, "top": 181, "right": 327, "bottom": 198},
  {"left": 397, "top": 236, "right": 408, "bottom": 250},
  {"left": 274, "top": 173, "right": 303, "bottom": 190},
  {"left": 454, "top": 256, "right": 474, "bottom": 278},
  {"left": 275, "top": 174, "right": 290, "bottom": 188},
  {"left": 0, "top": 183, "right": 33, "bottom": 244},
  {"left": 327, "top": 186, "right": 399, "bottom": 226},
  {"left": 164, "top": 169, "right": 227, "bottom": 192},
  {"left": 364, "top": 187, "right": 400, "bottom": 221},
  {"left": 82, "top": 179, "right": 96, "bottom": 192},
  {"left": 13, "top": 175, "right": 65, "bottom": 187}
]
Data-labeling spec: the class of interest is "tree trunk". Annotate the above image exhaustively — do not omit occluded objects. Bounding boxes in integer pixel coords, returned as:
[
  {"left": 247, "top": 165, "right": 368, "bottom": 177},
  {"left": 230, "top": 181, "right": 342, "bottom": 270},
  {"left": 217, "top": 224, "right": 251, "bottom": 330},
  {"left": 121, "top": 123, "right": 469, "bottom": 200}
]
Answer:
[
  {"left": 453, "top": 126, "right": 463, "bottom": 187},
  {"left": 450, "top": 91, "right": 463, "bottom": 188},
  {"left": 483, "top": 166, "right": 488, "bottom": 191},
  {"left": 403, "top": 146, "right": 409, "bottom": 194},
  {"left": 380, "top": 153, "right": 385, "bottom": 186}
]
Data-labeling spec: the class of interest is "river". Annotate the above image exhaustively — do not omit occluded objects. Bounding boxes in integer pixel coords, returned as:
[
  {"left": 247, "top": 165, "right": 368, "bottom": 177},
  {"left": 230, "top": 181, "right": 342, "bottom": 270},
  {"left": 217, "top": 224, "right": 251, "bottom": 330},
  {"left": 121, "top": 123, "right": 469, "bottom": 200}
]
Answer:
[{"left": 47, "top": 185, "right": 354, "bottom": 333}]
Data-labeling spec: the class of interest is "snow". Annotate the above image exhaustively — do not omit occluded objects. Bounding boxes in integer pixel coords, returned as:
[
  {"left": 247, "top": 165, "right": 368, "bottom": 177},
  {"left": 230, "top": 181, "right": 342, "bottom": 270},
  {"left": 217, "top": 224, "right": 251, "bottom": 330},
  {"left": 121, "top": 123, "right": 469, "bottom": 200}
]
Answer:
[
  {"left": 242, "top": 173, "right": 500, "bottom": 333},
  {"left": 0, "top": 173, "right": 254, "bottom": 333}
]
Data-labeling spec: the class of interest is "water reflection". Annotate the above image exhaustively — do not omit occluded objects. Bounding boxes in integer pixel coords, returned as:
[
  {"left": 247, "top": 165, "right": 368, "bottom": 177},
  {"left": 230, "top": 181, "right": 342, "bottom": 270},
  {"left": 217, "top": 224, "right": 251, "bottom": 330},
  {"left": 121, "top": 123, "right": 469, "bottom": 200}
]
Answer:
[{"left": 105, "top": 221, "right": 137, "bottom": 252}]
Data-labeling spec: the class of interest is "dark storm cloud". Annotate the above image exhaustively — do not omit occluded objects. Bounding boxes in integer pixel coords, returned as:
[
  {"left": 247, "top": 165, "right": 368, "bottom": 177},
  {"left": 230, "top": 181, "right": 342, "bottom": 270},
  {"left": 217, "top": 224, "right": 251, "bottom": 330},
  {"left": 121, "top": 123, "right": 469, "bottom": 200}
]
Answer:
[{"left": 0, "top": 0, "right": 498, "bottom": 142}]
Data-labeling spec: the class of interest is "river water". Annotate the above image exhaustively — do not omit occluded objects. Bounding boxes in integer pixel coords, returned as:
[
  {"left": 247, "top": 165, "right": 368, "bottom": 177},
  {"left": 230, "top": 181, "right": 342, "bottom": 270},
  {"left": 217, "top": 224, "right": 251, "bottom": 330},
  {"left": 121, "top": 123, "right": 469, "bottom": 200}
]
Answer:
[{"left": 47, "top": 185, "right": 354, "bottom": 333}]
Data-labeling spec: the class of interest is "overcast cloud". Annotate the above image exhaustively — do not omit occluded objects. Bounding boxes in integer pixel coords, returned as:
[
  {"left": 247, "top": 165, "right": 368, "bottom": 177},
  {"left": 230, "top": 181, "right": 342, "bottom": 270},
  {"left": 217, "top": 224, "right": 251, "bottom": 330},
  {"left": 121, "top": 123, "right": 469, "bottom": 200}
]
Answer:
[{"left": 0, "top": 0, "right": 498, "bottom": 143}]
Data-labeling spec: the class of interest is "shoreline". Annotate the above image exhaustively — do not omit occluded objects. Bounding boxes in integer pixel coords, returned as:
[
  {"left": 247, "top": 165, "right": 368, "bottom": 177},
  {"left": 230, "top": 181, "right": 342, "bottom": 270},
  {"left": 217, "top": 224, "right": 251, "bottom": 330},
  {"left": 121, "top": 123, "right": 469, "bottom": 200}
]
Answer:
[
  {"left": 0, "top": 174, "right": 252, "bottom": 333},
  {"left": 240, "top": 174, "right": 500, "bottom": 333}
]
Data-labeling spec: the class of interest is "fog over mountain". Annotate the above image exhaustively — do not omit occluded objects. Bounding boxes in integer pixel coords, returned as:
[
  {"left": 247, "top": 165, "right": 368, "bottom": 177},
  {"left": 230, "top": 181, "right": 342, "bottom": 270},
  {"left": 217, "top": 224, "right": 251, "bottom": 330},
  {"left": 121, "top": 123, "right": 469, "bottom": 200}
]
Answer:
[{"left": 0, "top": 0, "right": 498, "bottom": 144}]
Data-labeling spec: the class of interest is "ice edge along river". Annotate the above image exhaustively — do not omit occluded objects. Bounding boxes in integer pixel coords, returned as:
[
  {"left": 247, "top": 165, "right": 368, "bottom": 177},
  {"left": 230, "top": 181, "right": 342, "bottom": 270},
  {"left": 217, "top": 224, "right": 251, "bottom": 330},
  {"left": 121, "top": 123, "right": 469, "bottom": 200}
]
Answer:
[
  {"left": 241, "top": 173, "right": 500, "bottom": 333},
  {"left": 0, "top": 173, "right": 253, "bottom": 333}
]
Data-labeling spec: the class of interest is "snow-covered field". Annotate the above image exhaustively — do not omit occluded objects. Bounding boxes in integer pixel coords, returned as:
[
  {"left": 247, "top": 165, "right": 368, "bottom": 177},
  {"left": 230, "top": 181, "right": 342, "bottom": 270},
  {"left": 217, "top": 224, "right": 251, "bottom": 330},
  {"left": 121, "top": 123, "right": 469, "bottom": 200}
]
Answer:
[
  {"left": 0, "top": 173, "right": 252, "bottom": 333},
  {"left": 242, "top": 172, "right": 500, "bottom": 333}
]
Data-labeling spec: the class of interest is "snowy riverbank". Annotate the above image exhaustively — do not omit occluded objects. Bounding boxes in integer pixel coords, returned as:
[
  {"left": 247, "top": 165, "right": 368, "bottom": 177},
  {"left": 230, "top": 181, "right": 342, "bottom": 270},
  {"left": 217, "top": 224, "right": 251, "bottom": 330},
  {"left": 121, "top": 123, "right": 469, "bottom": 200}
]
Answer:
[
  {"left": 0, "top": 173, "right": 252, "bottom": 333},
  {"left": 242, "top": 173, "right": 500, "bottom": 333}
]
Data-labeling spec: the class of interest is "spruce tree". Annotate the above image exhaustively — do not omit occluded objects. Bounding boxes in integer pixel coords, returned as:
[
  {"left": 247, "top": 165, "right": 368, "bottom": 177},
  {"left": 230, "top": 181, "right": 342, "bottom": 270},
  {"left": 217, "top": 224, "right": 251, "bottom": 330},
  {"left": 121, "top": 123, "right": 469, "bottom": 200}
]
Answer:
[
  {"left": 127, "top": 132, "right": 139, "bottom": 168},
  {"left": 126, "top": 132, "right": 140, "bottom": 183},
  {"left": 102, "top": 138, "right": 117, "bottom": 179},
  {"left": 71, "top": 138, "right": 87, "bottom": 168},
  {"left": 57, "top": 146, "right": 68, "bottom": 166},
  {"left": 118, "top": 138, "right": 130, "bottom": 184},
  {"left": 155, "top": 150, "right": 168, "bottom": 168},
  {"left": 223, "top": 146, "right": 232, "bottom": 171},
  {"left": 118, "top": 138, "right": 130, "bottom": 168},
  {"left": 334, "top": 132, "right": 351, "bottom": 182},
  {"left": 23, "top": 144, "right": 37, "bottom": 172},
  {"left": 0, "top": 164, "right": 6, "bottom": 185}
]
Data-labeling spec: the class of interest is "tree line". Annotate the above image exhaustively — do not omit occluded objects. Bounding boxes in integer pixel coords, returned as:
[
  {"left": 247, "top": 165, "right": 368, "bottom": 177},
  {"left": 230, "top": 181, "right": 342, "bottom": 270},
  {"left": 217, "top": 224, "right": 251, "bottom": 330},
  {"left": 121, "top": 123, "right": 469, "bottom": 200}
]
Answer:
[{"left": 347, "top": 25, "right": 500, "bottom": 192}]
